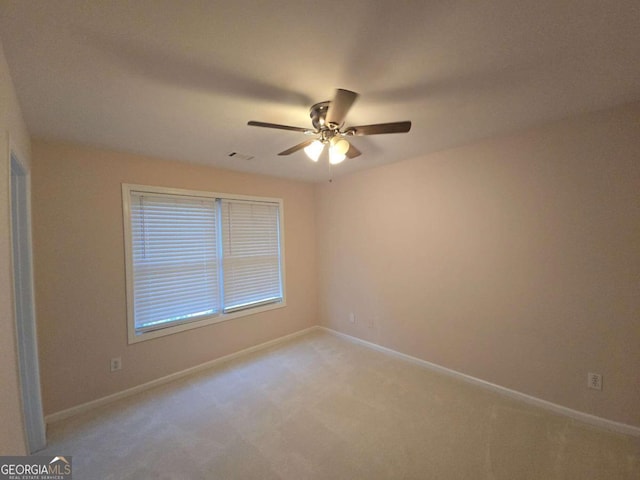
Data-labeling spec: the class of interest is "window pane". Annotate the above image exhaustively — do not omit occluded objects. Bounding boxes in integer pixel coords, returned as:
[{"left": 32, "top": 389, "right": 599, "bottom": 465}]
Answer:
[
  {"left": 131, "top": 192, "right": 219, "bottom": 330},
  {"left": 221, "top": 199, "right": 282, "bottom": 312}
]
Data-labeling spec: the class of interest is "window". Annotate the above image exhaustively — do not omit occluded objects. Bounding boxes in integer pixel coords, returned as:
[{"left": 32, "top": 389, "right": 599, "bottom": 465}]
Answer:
[{"left": 122, "top": 184, "right": 285, "bottom": 343}]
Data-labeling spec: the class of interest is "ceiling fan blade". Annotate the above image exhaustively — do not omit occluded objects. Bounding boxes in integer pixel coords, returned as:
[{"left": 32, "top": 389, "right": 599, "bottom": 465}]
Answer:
[
  {"left": 345, "top": 142, "right": 361, "bottom": 159},
  {"left": 347, "top": 121, "right": 412, "bottom": 136},
  {"left": 326, "top": 89, "right": 359, "bottom": 127},
  {"left": 278, "top": 139, "right": 315, "bottom": 156},
  {"left": 248, "top": 120, "right": 310, "bottom": 133}
]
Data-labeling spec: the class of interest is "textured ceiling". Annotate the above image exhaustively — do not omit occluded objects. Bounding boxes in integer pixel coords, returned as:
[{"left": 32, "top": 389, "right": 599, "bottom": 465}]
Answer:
[{"left": 1, "top": 0, "right": 639, "bottom": 182}]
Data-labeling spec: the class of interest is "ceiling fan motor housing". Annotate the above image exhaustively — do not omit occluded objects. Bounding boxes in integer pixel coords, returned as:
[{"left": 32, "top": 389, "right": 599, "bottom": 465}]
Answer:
[
  {"left": 310, "top": 101, "right": 347, "bottom": 145},
  {"left": 310, "top": 101, "right": 332, "bottom": 131}
]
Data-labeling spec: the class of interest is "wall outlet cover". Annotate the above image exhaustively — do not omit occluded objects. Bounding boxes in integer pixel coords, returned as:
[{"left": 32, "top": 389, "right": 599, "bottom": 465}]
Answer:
[
  {"left": 587, "top": 372, "right": 602, "bottom": 391},
  {"left": 110, "top": 357, "right": 122, "bottom": 372}
]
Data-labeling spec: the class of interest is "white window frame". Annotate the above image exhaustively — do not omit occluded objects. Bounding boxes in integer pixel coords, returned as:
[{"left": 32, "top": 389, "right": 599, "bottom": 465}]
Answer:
[{"left": 122, "top": 184, "right": 286, "bottom": 344}]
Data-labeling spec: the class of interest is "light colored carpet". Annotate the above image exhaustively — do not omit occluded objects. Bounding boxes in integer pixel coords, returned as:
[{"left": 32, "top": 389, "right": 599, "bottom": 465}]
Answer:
[{"left": 39, "top": 330, "right": 639, "bottom": 479}]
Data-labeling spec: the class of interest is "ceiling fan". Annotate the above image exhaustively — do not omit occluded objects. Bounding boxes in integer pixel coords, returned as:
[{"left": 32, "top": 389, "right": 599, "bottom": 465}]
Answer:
[{"left": 248, "top": 89, "right": 411, "bottom": 165}]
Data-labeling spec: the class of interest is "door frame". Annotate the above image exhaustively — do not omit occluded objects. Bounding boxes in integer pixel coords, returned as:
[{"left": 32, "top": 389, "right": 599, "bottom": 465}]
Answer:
[{"left": 9, "top": 142, "right": 46, "bottom": 453}]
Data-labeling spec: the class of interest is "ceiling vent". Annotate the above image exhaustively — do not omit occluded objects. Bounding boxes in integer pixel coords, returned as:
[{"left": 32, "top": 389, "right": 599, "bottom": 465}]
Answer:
[{"left": 227, "top": 152, "right": 254, "bottom": 161}]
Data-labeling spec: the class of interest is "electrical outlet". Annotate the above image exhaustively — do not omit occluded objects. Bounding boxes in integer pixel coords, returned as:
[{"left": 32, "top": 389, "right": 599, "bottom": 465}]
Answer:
[
  {"left": 587, "top": 372, "right": 602, "bottom": 391},
  {"left": 349, "top": 312, "right": 356, "bottom": 323},
  {"left": 110, "top": 357, "right": 122, "bottom": 372}
]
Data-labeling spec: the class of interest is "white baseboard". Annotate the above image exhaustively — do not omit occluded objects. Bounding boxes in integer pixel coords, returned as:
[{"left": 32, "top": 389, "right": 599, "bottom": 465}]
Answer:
[
  {"left": 319, "top": 327, "right": 640, "bottom": 437},
  {"left": 45, "top": 326, "right": 319, "bottom": 424}
]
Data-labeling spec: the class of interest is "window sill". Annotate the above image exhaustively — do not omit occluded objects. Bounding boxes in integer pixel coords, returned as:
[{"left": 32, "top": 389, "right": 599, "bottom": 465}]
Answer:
[{"left": 127, "top": 300, "right": 286, "bottom": 344}]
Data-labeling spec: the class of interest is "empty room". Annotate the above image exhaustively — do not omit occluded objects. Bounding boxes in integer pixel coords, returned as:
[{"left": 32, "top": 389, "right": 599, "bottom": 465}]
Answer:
[{"left": 1, "top": 1, "right": 639, "bottom": 479}]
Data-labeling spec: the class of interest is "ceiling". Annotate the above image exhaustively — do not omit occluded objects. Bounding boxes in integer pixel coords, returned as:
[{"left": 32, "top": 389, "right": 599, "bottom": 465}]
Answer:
[{"left": 1, "top": 0, "right": 639, "bottom": 182}]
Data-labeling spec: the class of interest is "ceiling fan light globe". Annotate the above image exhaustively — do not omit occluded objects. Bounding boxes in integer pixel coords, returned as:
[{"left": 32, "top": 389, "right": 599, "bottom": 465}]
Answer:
[
  {"left": 304, "top": 140, "right": 324, "bottom": 162},
  {"left": 329, "top": 149, "right": 346, "bottom": 165},
  {"left": 330, "top": 137, "right": 350, "bottom": 155}
]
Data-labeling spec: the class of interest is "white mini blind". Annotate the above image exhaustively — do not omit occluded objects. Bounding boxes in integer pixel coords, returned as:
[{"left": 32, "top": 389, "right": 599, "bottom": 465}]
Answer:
[
  {"left": 221, "top": 199, "right": 282, "bottom": 312},
  {"left": 130, "top": 192, "right": 219, "bottom": 331}
]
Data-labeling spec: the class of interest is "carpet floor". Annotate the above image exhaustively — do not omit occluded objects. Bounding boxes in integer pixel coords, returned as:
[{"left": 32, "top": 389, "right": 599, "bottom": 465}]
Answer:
[{"left": 39, "top": 329, "right": 639, "bottom": 479}]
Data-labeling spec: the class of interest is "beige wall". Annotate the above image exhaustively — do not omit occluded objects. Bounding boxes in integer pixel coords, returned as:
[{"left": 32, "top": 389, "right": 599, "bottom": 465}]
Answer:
[
  {"left": 31, "top": 141, "right": 317, "bottom": 415},
  {"left": 316, "top": 102, "right": 640, "bottom": 427},
  {"left": 0, "top": 41, "right": 30, "bottom": 454}
]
